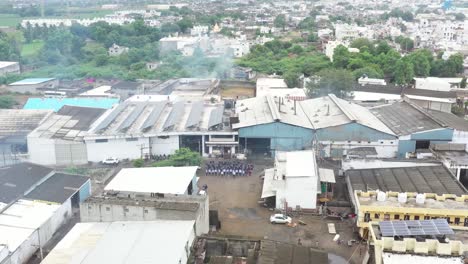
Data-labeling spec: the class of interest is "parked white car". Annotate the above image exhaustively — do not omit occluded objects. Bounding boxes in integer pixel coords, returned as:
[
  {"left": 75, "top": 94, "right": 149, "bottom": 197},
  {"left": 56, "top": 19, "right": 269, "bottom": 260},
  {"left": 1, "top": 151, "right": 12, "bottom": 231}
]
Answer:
[
  {"left": 101, "top": 157, "right": 119, "bottom": 165},
  {"left": 270, "top": 214, "right": 292, "bottom": 224}
]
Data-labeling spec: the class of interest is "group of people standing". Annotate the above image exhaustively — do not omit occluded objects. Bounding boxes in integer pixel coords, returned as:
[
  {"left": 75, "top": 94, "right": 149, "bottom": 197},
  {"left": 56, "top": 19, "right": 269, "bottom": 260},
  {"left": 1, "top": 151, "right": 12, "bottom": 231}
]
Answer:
[{"left": 205, "top": 160, "right": 254, "bottom": 177}]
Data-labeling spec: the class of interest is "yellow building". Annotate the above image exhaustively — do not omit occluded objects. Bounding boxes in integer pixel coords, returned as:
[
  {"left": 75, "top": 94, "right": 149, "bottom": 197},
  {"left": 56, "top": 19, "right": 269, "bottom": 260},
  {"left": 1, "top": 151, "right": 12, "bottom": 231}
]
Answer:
[
  {"left": 353, "top": 190, "right": 468, "bottom": 237},
  {"left": 367, "top": 221, "right": 468, "bottom": 264}
]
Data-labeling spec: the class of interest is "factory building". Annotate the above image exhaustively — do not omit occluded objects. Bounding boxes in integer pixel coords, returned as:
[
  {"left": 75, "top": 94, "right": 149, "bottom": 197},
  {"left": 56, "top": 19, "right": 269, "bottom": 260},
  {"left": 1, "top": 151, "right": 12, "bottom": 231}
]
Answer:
[
  {"left": 41, "top": 220, "right": 196, "bottom": 264},
  {"left": 0, "top": 163, "right": 90, "bottom": 264},
  {"left": 233, "top": 94, "right": 397, "bottom": 158},
  {"left": 84, "top": 95, "right": 236, "bottom": 161}
]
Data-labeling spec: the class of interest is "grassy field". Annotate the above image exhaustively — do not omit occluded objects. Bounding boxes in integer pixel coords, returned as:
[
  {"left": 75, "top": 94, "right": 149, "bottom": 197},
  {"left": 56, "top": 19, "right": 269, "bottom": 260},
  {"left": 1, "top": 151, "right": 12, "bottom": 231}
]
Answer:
[
  {"left": 0, "top": 14, "right": 22, "bottom": 27},
  {"left": 21, "top": 41, "right": 44, "bottom": 58}
]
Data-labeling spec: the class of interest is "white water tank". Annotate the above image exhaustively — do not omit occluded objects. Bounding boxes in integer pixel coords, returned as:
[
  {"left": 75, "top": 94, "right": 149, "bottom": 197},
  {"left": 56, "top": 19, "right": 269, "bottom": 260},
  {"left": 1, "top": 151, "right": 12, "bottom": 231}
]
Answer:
[
  {"left": 377, "top": 191, "right": 387, "bottom": 202},
  {"left": 416, "top": 193, "right": 425, "bottom": 204},
  {"left": 398, "top": 193, "right": 407, "bottom": 203}
]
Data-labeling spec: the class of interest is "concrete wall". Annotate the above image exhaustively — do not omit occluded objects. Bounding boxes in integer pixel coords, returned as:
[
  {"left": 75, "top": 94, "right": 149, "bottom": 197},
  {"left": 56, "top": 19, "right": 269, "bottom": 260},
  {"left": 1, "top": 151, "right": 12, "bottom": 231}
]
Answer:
[
  {"left": 27, "top": 136, "right": 56, "bottom": 165},
  {"left": 451, "top": 130, "right": 468, "bottom": 151},
  {"left": 150, "top": 136, "right": 179, "bottom": 155},
  {"left": 80, "top": 196, "right": 209, "bottom": 235},
  {"left": 86, "top": 137, "right": 149, "bottom": 162},
  {"left": 54, "top": 140, "right": 88, "bottom": 166},
  {"left": 275, "top": 177, "right": 318, "bottom": 210},
  {"left": 239, "top": 122, "right": 314, "bottom": 152},
  {"left": 0, "top": 63, "right": 20, "bottom": 76},
  {"left": 79, "top": 180, "right": 91, "bottom": 203},
  {"left": 410, "top": 99, "right": 452, "bottom": 113}
]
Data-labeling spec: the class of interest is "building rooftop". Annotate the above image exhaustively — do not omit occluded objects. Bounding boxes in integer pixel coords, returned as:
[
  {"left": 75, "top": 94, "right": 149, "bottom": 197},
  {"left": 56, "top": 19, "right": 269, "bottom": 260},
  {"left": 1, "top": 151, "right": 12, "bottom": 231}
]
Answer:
[
  {"left": 382, "top": 253, "right": 463, "bottom": 264},
  {"left": 25, "top": 173, "right": 89, "bottom": 204},
  {"left": 84, "top": 196, "right": 200, "bottom": 212},
  {"left": 0, "top": 109, "right": 52, "bottom": 139},
  {"left": 0, "top": 61, "right": 18, "bottom": 68},
  {"left": 23, "top": 97, "right": 119, "bottom": 112},
  {"left": 257, "top": 240, "right": 328, "bottom": 264},
  {"left": 234, "top": 94, "right": 395, "bottom": 136},
  {"left": 0, "top": 199, "right": 61, "bottom": 253},
  {"left": 111, "top": 80, "right": 141, "bottom": 90},
  {"left": 29, "top": 106, "right": 106, "bottom": 141},
  {"left": 9, "top": 78, "right": 55, "bottom": 85},
  {"left": 87, "top": 98, "right": 231, "bottom": 137},
  {"left": 0, "top": 162, "right": 53, "bottom": 205},
  {"left": 41, "top": 220, "right": 195, "bottom": 264},
  {"left": 347, "top": 165, "right": 467, "bottom": 195},
  {"left": 104, "top": 167, "right": 198, "bottom": 195}
]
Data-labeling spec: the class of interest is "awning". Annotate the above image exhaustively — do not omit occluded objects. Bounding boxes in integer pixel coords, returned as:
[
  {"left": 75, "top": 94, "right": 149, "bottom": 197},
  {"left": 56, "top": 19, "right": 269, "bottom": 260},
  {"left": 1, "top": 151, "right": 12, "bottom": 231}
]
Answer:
[
  {"left": 319, "top": 168, "right": 335, "bottom": 183},
  {"left": 205, "top": 141, "right": 239, "bottom": 146},
  {"left": 261, "top": 168, "right": 276, "bottom": 198}
]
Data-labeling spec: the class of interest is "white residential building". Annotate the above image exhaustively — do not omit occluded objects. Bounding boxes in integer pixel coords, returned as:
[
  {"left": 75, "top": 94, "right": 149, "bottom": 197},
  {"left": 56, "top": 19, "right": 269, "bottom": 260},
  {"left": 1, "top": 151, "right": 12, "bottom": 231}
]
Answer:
[
  {"left": 335, "top": 23, "right": 373, "bottom": 41},
  {"left": 0, "top": 61, "right": 20, "bottom": 76},
  {"left": 191, "top": 25, "right": 209, "bottom": 36},
  {"left": 324, "top": 40, "right": 359, "bottom": 62},
  {"left": 108, "top": 43, "right": 129, "bottom": 56}
]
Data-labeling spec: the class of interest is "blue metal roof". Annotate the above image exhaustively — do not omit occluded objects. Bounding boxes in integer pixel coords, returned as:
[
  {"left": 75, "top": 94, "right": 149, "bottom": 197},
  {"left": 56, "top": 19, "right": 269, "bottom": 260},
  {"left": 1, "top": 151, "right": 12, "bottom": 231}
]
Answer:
[
  {"left": 23, "top": 98, "right": 119, "bottom": 112},
  {"left": 9, "top": 78, "right": 56, "bottom": 85}
]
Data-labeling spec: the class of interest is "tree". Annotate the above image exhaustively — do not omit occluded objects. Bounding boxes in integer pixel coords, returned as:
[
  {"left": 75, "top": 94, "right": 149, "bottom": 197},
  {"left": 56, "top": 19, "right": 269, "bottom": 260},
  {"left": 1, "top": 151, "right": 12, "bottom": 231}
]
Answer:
[
  {"left": 94, "top": 54, "right": 108, "bottom": 66},
  {"left": 461, "top": 77, "right": 467, "bottom": 88},
  {"left": 350, "top": 38, "right": 374, "bottom": 54},
  {"left": 176, "top": 18, "right": 193, "bottom": 33},
  {"left": 274, "top": 14, "right": 287, "bottom": 30},
  {"left": 0, "top": 96, "right": 16, "bottom": 109},
  {"left": 333, "top": 45, "right": 351, "bottom": 68},
  {"left": 395, "top": 36, "right": 414, "bottom": 52},
  {"left": 352, "top": 66, "right": 384, "bottom": 79},
  {"left": 133, "top": 159, "right": 144, "bottom": 167},
  {"left": 152, "top": 148, "right": 201, "bottom": 167},
  {"left": 407, "top": 49, "right": 432, "bottom": 76},
  {"left": 284, "top": 71, "right": 300, "bottom": 88},
  {"left": 306, "top": 68, "right": 354, "bottom": 98},
  {"left": 394, "top": 59, "right": 414, "bottom": 85}
]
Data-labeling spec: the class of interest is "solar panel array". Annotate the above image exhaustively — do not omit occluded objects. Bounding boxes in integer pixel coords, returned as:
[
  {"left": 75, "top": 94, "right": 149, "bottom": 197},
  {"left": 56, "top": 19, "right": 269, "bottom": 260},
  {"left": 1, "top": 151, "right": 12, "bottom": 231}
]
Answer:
[
  {"left": 208, "top": 105, "right": 225, "bottom": 128},
  {"left": 379, "top": 219, "right": 454, "bottom": 237},
  {"left": 118, "top": 103, "right": 147, "bottom": 132},
  {"left": 140, "top": 101, "right": 166, "bottom": 131},
  {"left": 94, "top": 104, "right": 127, "bottom": 132},
  {"left": 185, "top": 101, "right": 204, "bottom": 128},
  {"left": 163, "top": 101, "right": 185, "bottom": 130}
]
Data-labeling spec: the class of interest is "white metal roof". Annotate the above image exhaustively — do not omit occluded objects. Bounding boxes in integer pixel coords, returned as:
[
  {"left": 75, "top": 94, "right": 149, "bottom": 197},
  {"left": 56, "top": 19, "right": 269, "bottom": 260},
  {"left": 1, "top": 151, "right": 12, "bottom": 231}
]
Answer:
[
  {"left": 79, "top": 85, "right": 112, "bottom": 96},
  {"left": 319, "top": 168, "right": 335, "bottom": 183},
  {"left": 0, "top": 199, "right": 61, "bottom": 253},
  {"left": 285, "top": 151, "right": 316, "bottom": 177},
  {"left": 41, "top": 220, "right": 195, "bottom": 264},
  {"left": 9, "top": 78, "right": 55, "bottom": 85},
  {"left": 382, "top": 253, "right": 463, "bottom": 264},
  {"left": 0, "top": 61, "right": 18, "bottom": 68},
  {"left": 351, "top": 91, "right": 401, "bottom": 102},
  {"left": 404, "top": 94, "right": 456, "bottom": 103},
  {"left": 104, "top": 167, "right": 197, "bottom": 194}
]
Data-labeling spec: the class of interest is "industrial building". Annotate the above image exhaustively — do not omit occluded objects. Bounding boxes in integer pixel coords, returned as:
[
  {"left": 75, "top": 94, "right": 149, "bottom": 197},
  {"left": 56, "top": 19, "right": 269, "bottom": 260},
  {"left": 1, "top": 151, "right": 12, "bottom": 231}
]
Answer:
[
  {"left": 7, "top": 78, "right": 58, "bottom": 94},
  {"left": 28, "top": 106, "right": 107, "bottom": 165},
  {"left": 368, "top": 220, "right": 467, "bottom": 264},
  {"left": 0, "top": 109, "right": 52, "bottom": 166},
  {"left": 0, "top": 162, "right": 90, "bottom": 264},
  {"left": 80, "top": 166, "right": 209, "bottom": 235},
  {"left": 41, "top": 220, "right": 196, "bottom": 264},
  {"left": 84, "top": 95, "right": 236, "bottom": 161},
  {"left": 233, "top": 94, "right": 397, "bottom": 158},
  {"left": 345, "top": 161, "right": 468, "bottom": 237},
  {"left": 371, "top": 101, "right": 468, "bottom": 158}
]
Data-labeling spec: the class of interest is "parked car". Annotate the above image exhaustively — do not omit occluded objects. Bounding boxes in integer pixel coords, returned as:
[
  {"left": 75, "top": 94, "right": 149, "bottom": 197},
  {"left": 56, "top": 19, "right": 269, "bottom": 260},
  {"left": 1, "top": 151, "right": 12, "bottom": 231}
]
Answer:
[
  {"left": 270, "top": 214, "right": 292, "bottom": 224},
  {"left": 101, "top": 157, "right": 119, "bottom": 165}
]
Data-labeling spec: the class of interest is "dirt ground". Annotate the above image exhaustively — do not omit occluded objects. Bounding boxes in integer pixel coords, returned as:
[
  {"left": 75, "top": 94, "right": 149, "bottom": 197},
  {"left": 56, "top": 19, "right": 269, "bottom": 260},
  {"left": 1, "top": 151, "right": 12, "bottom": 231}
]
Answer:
[
  {"left": 198, "top": 158, "right": 365, "bottom": 264},
  {"left": 221, "top": 87, "right": 255, "bottom": 98}
]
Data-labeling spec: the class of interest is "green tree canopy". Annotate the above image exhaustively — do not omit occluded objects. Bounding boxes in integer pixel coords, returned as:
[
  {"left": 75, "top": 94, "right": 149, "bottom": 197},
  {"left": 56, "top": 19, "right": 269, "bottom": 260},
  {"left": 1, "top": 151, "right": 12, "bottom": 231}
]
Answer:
[
  {"left": 274, "top": 14, "right": 287, "bottom": 30},
  {"left": 306, "top": 68, "right": 354, "bottom": 98}
]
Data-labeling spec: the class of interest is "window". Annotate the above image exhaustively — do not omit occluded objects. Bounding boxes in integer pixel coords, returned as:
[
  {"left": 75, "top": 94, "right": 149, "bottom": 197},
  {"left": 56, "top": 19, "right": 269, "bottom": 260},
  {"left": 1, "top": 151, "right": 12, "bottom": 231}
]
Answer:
[
  {"left": 394, "top": 214, "right": 400, "bottom": 220},
  {"left": 124, "top": 208, "right": 129, "bottom": 212},
  {"left": 126, "top": 138, "right": 138, "bottom": 142},
  {"left": 455, "top": 217, "right": 460, "bottom": 225},
  {"left": 424, "top": 216, "right": 430, "bottom": 220},
  {"left": 404, "top": 215, "right": 410, "bottom": 220},
  {"left": 374, "top": 213, "right": 380, "bottom": 219},
  {"left": 106, "top": 207, "right": 110, "bottom": 211},
  {"left": 144, "top": 209, "right": 149, "bottom": 214},
  {"left": 95, "top": 139, "right": 108, "bottom": 143},
  {"left": 414, "top": 215, "right": 420, "bottom": 220},
  {"left": 364, "top": 213, "right": 371, "bottom": 222},
  {"left": 384, "top": 214, "right": 390, "bottom": 221}
]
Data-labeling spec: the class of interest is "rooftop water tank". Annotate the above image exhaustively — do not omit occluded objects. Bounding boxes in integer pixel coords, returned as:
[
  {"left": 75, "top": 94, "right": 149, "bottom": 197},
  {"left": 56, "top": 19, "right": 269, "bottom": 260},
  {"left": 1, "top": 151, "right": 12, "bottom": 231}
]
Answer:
[
  {"left": 416, "top": 193, "right": 425, "bottom": 204},
  {"left": 377, "top": 191, "right": 387, "bottom": 202},
  {"left": 398, "top": 193, "right": 407, "bottom": 203}
]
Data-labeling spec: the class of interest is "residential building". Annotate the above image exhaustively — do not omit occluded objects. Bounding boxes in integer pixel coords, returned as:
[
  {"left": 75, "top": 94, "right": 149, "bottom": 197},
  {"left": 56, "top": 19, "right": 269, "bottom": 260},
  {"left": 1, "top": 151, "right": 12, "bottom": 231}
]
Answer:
[
  {"left": 41, "top": 220, "right": 196, "bottom": 264},
  {"left": 0, "top": 162, "right": 91, "bottom": 264},
  {"left": 0, "top": 61, "right": 20, "bottom": 76},
  {"left": 108, "top": 43, "right": 129, "bottom": 56},
  {"left": 335, "top": 23, "right": 373, "bottom": 41},
  {"left": 191, "top": 25, "right": 209, "bottom": 36},
  {"left": 324, "top": 40, "right": 359, "bottom": 62}
]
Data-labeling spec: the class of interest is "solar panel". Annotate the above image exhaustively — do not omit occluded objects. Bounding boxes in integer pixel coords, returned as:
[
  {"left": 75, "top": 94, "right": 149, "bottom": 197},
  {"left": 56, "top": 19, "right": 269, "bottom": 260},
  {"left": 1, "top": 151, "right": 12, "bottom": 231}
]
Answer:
[
  {"left": 140, "top": 101, "right": 166, "bottom": 131},
  {"left": 379, "top": 219, "right": 454, "bottom": 237},
  {"left": 118, "top": 103, "right": 147, "bottom": 132},
  {"left": 208, "top": 105, "right": 225, "bottom": 128},
  {"left": 185, "top": 101, "right": 204, "bottom": 128},
  {"left": 163, "top": 101, "right": 185, "bottom": 130},
  {"left": 94, "top": 103, "right": 127, "bottom": 132}
]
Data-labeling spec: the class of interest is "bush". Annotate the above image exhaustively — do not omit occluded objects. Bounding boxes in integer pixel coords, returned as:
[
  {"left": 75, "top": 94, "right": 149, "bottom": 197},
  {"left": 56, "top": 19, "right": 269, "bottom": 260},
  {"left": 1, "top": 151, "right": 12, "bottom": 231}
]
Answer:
[
  {"left": 133, "top": 159, "right": 144, "bottom": 167},
  {"left": 0, "top": 95, "right": 16, "bottom": 109},
  {"left": 152, "top": 148, "right": 201, "bottom": 167}
]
